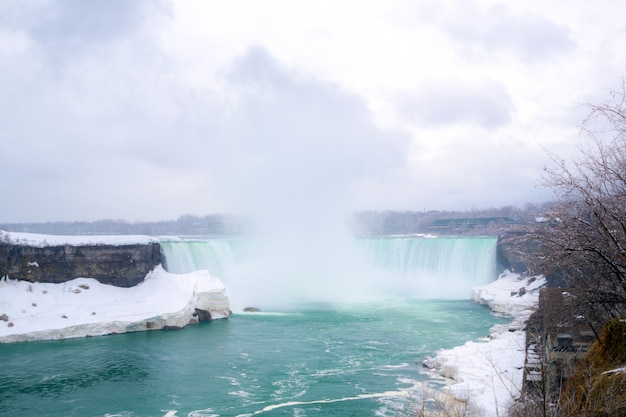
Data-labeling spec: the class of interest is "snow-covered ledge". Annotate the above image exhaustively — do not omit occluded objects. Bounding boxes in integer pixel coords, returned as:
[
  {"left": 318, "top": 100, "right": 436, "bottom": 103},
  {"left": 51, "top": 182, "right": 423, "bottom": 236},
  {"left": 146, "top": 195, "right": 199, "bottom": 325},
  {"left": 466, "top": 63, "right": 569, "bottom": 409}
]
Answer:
[
  {"left": 423, "top": 271, "right": 546, "bottom": 417},
  {"left": 0, "top": 266, "right": 230, "bottom": 343}
]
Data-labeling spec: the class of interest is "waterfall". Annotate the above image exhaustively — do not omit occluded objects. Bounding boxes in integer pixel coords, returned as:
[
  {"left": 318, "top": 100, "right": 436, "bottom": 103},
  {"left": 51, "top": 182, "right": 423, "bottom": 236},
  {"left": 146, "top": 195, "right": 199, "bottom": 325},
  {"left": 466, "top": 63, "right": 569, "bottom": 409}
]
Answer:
[
  {"left": 159, "top": 235, "right": 498, "bottom": 303},
  {"left": 362, "top": 236, "right": 497, "bottom": 286},
  {"left": 159, "top": 238, "right": 246, "bottom": 277}
]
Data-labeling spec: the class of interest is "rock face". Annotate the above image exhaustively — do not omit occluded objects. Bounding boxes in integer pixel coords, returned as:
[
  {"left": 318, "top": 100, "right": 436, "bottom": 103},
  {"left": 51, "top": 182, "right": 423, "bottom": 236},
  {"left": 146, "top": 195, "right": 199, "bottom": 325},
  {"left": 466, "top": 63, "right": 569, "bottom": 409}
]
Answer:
[
  {"left": 496, "top": 231, "right": 534, "bottom": 274},
  {"left": 0, "top": 242, "right": 162, "bottom": 287}
]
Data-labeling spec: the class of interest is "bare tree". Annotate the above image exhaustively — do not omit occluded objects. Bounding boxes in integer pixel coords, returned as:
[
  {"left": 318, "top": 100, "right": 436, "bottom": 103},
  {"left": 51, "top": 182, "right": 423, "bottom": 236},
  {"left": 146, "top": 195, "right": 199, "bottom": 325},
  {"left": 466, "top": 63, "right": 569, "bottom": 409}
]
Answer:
[{"left": 525, "top": 83, "right": 626, "bottom": 322}]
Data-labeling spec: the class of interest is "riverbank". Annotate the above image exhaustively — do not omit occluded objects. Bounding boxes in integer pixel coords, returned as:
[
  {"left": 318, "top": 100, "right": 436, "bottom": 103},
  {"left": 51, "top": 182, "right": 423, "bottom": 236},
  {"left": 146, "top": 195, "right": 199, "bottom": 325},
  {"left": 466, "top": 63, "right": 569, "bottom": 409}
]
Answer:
[
  {"left": 0, "top": 265, "right": 230, "bottom": 343},
  {"left": 423, "top": 271, "right": 546, "bottom": 416}
]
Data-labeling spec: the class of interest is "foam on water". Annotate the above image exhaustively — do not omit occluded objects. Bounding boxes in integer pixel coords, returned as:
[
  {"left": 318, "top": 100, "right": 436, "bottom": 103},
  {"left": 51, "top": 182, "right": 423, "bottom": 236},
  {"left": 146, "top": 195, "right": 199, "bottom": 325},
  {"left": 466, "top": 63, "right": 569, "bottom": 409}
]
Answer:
[{"left": 252, "top": 389, "right": 411, "bottom": 414}]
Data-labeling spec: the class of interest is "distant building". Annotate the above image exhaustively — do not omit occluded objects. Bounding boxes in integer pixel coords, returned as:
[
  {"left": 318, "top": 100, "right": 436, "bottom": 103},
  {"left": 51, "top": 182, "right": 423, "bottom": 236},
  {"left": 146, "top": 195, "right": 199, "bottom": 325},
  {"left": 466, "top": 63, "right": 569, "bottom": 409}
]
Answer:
[{"left": 426, "top": 217, "right": 518, "bottom": 232}]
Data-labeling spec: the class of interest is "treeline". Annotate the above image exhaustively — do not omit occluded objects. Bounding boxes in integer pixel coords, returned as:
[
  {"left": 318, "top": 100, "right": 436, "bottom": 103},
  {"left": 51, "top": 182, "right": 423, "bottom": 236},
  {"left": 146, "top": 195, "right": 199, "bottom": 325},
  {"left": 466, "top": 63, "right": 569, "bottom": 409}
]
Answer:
[
  {"left": 350, "top": 204, "right": 543, "bottom": 236},
  {"left": 0, "top": 214, "right": 251, "bottom": 236},
  {"left": 0, "top": 205, "right": 546, "bottom": 237}
]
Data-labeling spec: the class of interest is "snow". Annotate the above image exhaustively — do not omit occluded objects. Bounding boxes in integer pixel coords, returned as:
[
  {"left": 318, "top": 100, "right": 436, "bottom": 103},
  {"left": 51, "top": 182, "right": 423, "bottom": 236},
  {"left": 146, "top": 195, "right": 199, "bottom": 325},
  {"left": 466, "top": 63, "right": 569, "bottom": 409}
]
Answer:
[
  {"left": 0, "top": 230, "right": 157, "bottom": 247},
  {"left": 603, "top": 366, "right": 626, "bottom": 375},
  {"left": 424, "top": 270, "right": 546, "bottom": 417},
  {"left": 0, "top": 265, "right": 230, "bottom": 343},
  {"left": 0, "top": 230, "right": 231, "bottom": 343}
]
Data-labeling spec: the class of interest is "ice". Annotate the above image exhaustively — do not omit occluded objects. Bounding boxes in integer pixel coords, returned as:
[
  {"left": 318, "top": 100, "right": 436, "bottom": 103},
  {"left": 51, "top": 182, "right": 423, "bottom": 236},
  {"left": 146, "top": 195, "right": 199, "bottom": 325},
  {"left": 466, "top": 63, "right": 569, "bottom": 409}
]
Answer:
[
  {"left": 424, "top": 271, "right": 546, "bottom": 416},
  {"left": 603, "top": 366, "right": 626, "bottom": 375},
  {"left": 0, "top": 265, "right": 230, "bottom": 343},
  {"left": 0, "top": 230, "right": 231, "bottom": 343}
]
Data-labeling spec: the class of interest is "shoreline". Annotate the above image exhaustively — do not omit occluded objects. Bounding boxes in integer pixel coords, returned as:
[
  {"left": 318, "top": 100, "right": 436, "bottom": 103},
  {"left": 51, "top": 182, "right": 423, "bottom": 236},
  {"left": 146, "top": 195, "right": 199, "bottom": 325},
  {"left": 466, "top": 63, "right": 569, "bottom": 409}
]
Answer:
[
  {"left": 0, "top": 266, "right": 231, "bottom": 343},
  {"left": 423, "top": 271, "right": 546, "bottom": 416}
]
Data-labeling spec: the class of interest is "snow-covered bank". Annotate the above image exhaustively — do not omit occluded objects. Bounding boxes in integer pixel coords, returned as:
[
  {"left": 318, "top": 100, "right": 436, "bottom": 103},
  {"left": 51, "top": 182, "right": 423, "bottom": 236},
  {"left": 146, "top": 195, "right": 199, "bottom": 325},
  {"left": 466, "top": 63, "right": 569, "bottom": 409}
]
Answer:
[
  {"left": 0, "top": 230, "right": 157, "bottom": 247},
  {"left": 423, "top": 271, "right": 546, "bottom": 417},
  {"left": 0, "top": 266, "right": 230, "bottom": 343}
]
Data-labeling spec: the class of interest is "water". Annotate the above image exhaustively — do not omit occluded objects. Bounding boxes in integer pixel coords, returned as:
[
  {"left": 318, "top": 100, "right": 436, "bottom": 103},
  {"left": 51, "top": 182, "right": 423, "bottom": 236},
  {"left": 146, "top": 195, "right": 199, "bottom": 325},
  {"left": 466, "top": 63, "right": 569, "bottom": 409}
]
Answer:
[
  {"left": 361, "top": 237, "right": 497, "bottom": 283},
  {"left": 0, "top": 300, "right": 505, "bottom": 417},
  {"left": 160, "top": 236, "right": 498, "bottom": 306},
  {"left": 160, "top": 237, "right": 497, "bottom": 285},
  {"left": 160, "top": 238, "right": 252, "bottom": 279},
  {"left": 0, "top": 235, "right": 506, "bottom": 416}
]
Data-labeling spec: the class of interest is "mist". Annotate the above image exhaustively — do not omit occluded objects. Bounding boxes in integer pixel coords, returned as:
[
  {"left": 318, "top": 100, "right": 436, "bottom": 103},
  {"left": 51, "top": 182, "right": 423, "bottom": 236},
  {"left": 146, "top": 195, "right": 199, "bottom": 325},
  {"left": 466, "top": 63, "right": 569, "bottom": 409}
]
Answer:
[{"left": 209, "top": 48, "right": 410, "bottom": 309}]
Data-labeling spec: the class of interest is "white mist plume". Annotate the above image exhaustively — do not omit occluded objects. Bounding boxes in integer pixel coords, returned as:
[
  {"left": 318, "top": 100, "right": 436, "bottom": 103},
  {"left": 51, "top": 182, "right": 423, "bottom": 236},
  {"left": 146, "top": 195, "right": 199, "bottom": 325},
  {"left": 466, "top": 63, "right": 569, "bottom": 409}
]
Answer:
[{"left": 214, "top": 47, "right": 409, "bottom": 309}]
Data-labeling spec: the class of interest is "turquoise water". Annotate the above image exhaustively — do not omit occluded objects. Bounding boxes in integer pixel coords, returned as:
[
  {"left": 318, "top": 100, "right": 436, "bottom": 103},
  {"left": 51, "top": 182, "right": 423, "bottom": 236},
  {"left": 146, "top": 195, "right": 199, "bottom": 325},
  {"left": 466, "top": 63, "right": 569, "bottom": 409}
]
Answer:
[{"left": 0, "top": 299, "right": 505, "bottom": 417}]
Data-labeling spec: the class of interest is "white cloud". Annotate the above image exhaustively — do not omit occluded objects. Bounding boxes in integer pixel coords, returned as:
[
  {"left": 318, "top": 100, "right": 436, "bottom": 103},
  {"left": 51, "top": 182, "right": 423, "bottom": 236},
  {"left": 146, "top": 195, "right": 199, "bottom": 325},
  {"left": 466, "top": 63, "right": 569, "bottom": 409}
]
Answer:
[
  {"left": 419, "top": 2, "right": 575, "bottom": 62},
  {"left": 0, "top": 0, "right": 625, "bottom": 222},
  {"left": 213, "top": 47, "right": 411, "bottom": 224},
  {"left": 397, "top": 78, "right": 514, "bottom": 128}
]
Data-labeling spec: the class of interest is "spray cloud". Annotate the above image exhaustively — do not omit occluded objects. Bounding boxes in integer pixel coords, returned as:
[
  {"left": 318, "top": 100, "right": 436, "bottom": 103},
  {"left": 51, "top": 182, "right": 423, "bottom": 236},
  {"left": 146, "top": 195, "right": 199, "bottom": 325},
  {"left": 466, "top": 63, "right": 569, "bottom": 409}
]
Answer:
[{"left": 212, "top": 47, "right": 409, "bottom": 309}]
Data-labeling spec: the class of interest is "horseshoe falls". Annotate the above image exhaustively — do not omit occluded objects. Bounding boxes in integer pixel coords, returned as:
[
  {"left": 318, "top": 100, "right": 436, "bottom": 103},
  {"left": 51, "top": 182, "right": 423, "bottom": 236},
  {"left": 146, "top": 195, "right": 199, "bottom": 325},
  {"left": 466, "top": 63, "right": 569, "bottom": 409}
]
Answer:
[
  {"left": 160, "top": 236, "right": 498, "bottom": 308},
  {"left": 1, "top": 235, "right": 507, "bottom": 417}
]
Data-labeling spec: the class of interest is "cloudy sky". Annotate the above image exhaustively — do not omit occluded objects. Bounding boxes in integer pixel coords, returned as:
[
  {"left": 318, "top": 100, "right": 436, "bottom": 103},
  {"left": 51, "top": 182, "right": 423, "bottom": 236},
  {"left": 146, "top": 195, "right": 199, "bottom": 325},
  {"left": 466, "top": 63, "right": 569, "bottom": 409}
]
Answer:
[{"left": 1, "top": 0, "right": 625, "bottom": 223}]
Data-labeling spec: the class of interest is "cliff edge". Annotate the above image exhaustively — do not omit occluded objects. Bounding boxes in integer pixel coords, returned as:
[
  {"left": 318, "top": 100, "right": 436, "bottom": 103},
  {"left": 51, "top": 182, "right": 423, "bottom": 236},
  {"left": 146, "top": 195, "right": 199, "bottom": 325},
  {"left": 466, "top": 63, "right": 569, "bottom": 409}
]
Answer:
[{"left": 0, "top": 231, "right": 162, "bottom": 287}]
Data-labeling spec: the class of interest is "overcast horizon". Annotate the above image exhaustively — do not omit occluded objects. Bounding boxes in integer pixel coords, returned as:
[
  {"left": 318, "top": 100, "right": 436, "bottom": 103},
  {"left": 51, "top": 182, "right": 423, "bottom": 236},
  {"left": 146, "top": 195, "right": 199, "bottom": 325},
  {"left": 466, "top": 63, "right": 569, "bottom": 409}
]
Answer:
[{"left": 2, "top": 1, "right": 625, "bottom": 223}]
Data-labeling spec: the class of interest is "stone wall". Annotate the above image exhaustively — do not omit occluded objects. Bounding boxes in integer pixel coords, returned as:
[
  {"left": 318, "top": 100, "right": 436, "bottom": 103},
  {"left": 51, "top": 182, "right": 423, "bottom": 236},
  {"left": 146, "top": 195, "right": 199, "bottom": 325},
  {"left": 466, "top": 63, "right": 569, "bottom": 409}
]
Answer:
[{"left": 0, "top": 242, "right": 162, "bottom": 287}]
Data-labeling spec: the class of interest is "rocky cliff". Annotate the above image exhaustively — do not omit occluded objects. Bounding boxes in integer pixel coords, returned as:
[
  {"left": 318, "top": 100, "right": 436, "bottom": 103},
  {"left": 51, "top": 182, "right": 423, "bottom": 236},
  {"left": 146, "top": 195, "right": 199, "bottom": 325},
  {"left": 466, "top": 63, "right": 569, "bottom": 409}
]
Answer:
[
  {"left": 496, "top": 231, "right": 534, "bottom": 274},
  {"left": 0, "top": 242, "right": 162, "bottom": 287},
  {"left": 0, "top": 232, "right": 527, "bottom": 289}
]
